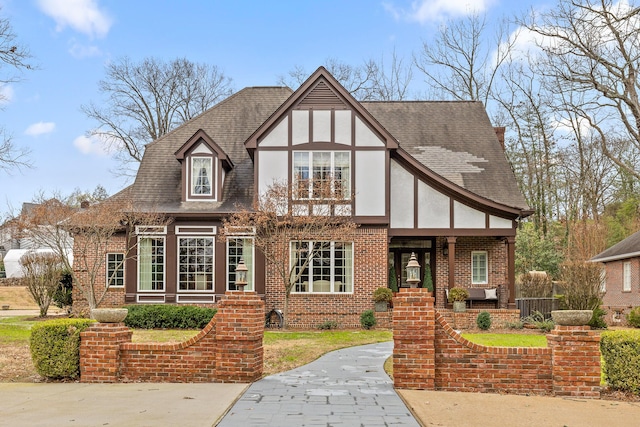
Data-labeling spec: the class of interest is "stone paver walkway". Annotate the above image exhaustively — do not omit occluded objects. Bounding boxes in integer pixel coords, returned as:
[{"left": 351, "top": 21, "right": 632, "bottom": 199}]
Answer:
[{"left": 218, "top": 341, "right": 419, "bottom": 427}]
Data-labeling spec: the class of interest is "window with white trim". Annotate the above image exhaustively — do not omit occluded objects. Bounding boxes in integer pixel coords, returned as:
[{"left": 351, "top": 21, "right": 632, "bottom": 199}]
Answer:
[
  {"left": 471, "top": 251, "right": 488, "bottom": 284},
  {"left": 138, "top": 237, "right": 165, "bottom": 291},
  {"left": 191, "top": 156, "right": 213, "bottom": 196},
  {"left": 623, "top": 261, "right": 631, "bottom": 292},
  {"left": 178, "top": 237, "right": 214, "bottom": 291},
  {"left": 106, "top": 253, "right": 124, "bottom": 287},
  {"left": 291, "top": 241, "right": 353, "bottom": 293},
  {"left": 227, "top": 237, "right": 254, "bottom": 291},
  {"left": 293, "top": 151, "right": 350, "bottom": 199}
]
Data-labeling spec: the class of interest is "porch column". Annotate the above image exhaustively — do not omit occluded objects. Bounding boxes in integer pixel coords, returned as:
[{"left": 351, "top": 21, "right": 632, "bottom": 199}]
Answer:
[
  {"left": 446, "top": 236, "right": 457, "bottom": 290},
  {"left": 506, "top": 236, "right": 516, "bottom": 307}
]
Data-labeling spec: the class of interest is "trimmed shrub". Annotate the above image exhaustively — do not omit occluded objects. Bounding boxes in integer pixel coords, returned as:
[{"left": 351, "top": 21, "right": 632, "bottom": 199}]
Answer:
[
  {"left": 588, "top": 307, "right": 607, "bottom": 329},
  {"left": 476, "top": 311, "right": 492, "bottom": 330},
  {"left": 627, "top": 307, "right": 640, "bottom": 328},
  {"left": 601, "top": 330, "right": 640, "bottom": 393},
  {"left": 123, "top": 304, "right": 216, "bottom": 329},
  {"left": 317, "top": 320, "right": 338, "bottom": 330},
  {"left": 30, "top": 318, "right": 95, "bottom": 379},
  {"left": 360, "top": 309, "right": 377, "bottom": 330}
]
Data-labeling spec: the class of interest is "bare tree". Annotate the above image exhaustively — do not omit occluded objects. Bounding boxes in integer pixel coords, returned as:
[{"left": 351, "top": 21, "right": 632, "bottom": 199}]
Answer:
[
  {"left": 0, "top": 9, "right": 33, "bottom": 173},
  {"left": 414, "top": 12, "right": 517, "bottom": 105},
  {"left": 20, "top": 251, "right": 63, "bottom": 317},
  {"left": 220, "top": 180, "right": 357, "bottom": 328},
  {"left": 521, "top": 0, "right": 640, "bottom": 179},
  {"left": 82, "top": 57, "right": 233, "bottom": 175},
  {"left": 369, "top": 49, "right": 414, "bottom": 101},
  {"left": 16, "top": 194, "right": 167, "bottom": 312}
]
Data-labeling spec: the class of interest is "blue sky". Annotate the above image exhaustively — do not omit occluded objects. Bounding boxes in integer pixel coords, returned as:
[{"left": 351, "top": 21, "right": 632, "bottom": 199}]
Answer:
[{"left": 0, "top": 0, "right": 545, "bottom": 215}]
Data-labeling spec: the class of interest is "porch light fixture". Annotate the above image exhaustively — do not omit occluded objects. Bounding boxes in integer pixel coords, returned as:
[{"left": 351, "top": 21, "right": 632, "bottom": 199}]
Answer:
[
  {"left": 235, "top": 257, "right": 248, "bottom": 291},
  {"left": 442, "top": 243, "right": 448, "bottom": 257},
  {"left": 406, "top": 252, "right": 421, "bottom": 288}
]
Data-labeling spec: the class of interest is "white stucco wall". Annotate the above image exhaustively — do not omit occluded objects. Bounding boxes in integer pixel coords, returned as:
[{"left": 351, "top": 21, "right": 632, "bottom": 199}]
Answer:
[{"left": 355, "top": 151, "right": 386, "bottom": 216}]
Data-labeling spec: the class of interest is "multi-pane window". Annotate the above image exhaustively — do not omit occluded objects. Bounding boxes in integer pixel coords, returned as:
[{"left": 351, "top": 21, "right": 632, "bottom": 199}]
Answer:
[
  {"left": 106, "top": 253, "right": 124, "bottom": 287},
  {"left": 191, "top": 157, "right": 212, "bottom": 196},
  {"left": 291, "top": 241, "right": 353, "bottom": 293},
  {"left": 138, "top": 237, "right": 165, "bottom": 291},
  {"left": 471, "top": 251, "right": 488, "bottom": 284},
  {"left": 293, "top": 151, "right": 350, "bottom": 199},
  {"left": 178, "top": 237, "right": 214, "bottom": 291},
  {"left": 227, "top": 237, "right": 254, "bottom": 291},
  {"left": 623, "top": 261, "right": 631, "bottom": 292}
]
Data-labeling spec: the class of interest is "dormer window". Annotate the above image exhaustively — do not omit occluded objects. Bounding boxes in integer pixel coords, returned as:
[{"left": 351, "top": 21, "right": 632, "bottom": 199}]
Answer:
[
  {"left": 192, "top": 157, "right": 213, "bottom": 196},
  {"left": 175, "top": 129, "right": 234, "bottom": 203}
]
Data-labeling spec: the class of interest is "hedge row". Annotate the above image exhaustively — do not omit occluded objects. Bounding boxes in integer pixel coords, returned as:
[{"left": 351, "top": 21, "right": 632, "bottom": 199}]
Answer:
[
  {"left": 123, "top": 304, "right": 217, "bottom": 329},
  {"left": 601, "top": 330, "right": 640, "bottom": 393},
  {"left": 30, "top": 318, "right": 95, "bottom": 379}
]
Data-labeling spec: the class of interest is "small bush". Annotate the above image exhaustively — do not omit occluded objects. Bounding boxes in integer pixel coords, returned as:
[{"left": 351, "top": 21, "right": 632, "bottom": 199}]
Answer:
[
  {"left": 53, "top": 270, "right": 73, "bottom": 311},
  {"left": 588, "top": 307, "right": 607, "bottom": 329},
  {"left": 360, "top": 309, "right": 377, "bottom": 330},
  {"left": 476, "top": 311, "right": 491, "bottom": 330},
  {"left": 627, "top": 307, "right": 640, "bottom": 328},
  {"left": 601, "top": 330, "right": 640, "bottom": 393},
  {"left": 505, "top": 320, "right": 524, "bottom": 330},
  {"left": 448, "top": 287, "right": 469, "bottom": 302},
  {"left": 522, "top": 311, "right": 555, "bottom": 332},
  {"left": 30, "top": 318, "right": 95, "bottom": 379},
  {"left": 317, "top": 320, "right": 339, "bottom": 330},
  {"left": 372, "top": 287, "right": 393, "bottom": 302},
  {"left": 124, "top": 305, "right": 217, "bottom": 329}
]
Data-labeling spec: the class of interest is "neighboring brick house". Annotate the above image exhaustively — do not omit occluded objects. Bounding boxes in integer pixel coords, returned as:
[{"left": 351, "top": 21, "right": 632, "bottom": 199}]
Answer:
[
  {"left": 76, "top": 67, "right": 531, "bottom": 327},
  {"left": 592, "top": 230, "right": 640, "bottom": 325}
]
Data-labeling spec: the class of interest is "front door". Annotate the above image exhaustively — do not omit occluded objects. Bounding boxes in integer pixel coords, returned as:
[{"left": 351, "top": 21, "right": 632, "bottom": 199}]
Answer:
[{"left": 391, "top": 250, "right": 433, "bottom": 288}]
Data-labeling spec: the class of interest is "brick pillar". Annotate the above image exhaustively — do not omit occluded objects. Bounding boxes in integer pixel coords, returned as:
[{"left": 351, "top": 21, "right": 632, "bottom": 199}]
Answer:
[
  {"left": 215, "top": 291, "right": 265, "bottom": 383},
  {"left": 80, "top": 323, "right": 132, "bottom": 383},
  {"left": 393, "top": 288, "right": 435, "bottom": 389},
  {"left": 548, "top": 326, "right": 601, "bottom": 398}
]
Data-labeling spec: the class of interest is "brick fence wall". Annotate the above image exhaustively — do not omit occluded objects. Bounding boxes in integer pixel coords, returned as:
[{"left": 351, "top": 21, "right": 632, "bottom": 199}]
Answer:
[
  {"left": 80, "top": 291, "right": 264, "bottom": 383},
  {"left": 393, "top": 288, "right": 601, "bottom": 398}
]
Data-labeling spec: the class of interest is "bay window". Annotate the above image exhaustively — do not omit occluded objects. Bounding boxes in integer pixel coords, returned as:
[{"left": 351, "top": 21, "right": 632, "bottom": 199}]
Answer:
[
  {"left": 178, "top": 237, "right": 214, "bottom": 291},
  {"left": 227, "top": 237, "right": 254, "bottom": 291}
]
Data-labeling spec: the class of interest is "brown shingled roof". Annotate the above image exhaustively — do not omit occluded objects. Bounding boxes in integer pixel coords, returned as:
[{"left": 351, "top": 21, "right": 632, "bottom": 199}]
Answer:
[
  {"left": 361, "top": 101, "right": 529, "bottom": 210},
  {"left": 128, "top": 86, "right": 293, "bottom": 213},
  {"left": 591, "top": 230, "right": 640, "bottom": 262}
]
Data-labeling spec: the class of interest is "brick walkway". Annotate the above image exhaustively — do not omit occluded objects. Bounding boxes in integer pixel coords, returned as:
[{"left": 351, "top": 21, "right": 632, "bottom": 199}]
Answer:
[{"left": 218, "top": 341, "right": 419, "bottom": 426}]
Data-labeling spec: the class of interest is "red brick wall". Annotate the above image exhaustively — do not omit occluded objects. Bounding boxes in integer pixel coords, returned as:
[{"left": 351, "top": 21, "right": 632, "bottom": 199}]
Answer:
[
  {"left": 438, "top": 309, "right": 520, "bottom": 330},
  {"left": 264, "top": 227, "right": 388, "bottom": 329},
  {"left": 80, "top": 292, "right": 264, "bottom": 383},
  {"left": 393, "top": 288, "right": 601, "bottom": 398},
  {"left": 601, "top": 258, "right": 640, "bottom": 326},
  {"left": 73, "top": 233, "right": 127, "bottom": 315}
]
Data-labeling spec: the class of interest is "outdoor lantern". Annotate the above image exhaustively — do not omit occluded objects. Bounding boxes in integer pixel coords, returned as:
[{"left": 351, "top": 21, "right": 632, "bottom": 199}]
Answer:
[
  {"left": 235, "top": 257, "right": 248, "bottom": 291},
  {"left": 406, "top": 252, "right": 421, "bottom": 288}
]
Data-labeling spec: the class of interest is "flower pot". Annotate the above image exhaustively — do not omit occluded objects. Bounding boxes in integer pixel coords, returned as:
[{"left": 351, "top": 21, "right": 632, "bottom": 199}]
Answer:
[
  {"left": 374, "top": 301, "right": 389, "bottom": 312},
  {"left": 453, "top": 301, "right": 466, "bottom": 313},
  {"left": 551, "top": 310, "right": 592, "bottom": 326},
  {"left": 91, "top": 308, "right": 128, "bottom": 323}
]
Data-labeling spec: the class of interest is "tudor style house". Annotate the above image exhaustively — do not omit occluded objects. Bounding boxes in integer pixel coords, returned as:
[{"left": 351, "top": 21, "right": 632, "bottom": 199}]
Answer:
[
  {"left": 592, "top": 230, "right": 640, "bottom": 325},
  {"left": 78, "top": 67, "right": 531, "bottom": 327}
]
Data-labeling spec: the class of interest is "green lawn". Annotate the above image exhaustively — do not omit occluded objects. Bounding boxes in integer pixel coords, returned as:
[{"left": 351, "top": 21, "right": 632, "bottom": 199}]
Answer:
[
  {"left": 462, "top": 333, "right": 547, "bottom": 347},
  {"left": 0, "top": 316, "right": 38, "bottom": 343}
]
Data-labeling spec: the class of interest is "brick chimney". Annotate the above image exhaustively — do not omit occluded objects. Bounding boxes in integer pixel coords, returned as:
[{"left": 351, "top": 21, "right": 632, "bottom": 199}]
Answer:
[
  {"left": 80, "top": 200, "right": 90, "bottom": 209},
  {"left": 494, "top": 127, "right": 506, "bottom": 150}
]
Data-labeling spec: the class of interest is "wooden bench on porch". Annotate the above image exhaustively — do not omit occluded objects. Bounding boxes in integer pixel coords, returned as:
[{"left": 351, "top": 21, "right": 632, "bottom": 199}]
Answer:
[{"left": 467, "top": 287, "right": 499, "bottom": 308}]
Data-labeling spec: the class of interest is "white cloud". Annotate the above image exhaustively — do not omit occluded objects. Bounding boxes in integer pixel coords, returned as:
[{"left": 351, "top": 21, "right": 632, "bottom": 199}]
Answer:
[
  {"left": 73, "top": 135, "right": 111, "bottom": 156},
  {"left": 25, "top": 122, "right": 56, "bottom": 136},
  {"left": 385, "top": 0, "right": 497, "bottom": 24},
  {"left": 37, "top": 0, "right": 113, "bottom": 39}
]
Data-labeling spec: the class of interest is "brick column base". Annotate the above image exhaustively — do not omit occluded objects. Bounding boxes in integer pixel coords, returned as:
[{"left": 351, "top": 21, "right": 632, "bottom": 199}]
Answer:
[
  {"left": 548, "top": 326, "right": 601, "bottom": 398},
  {"left": 393, "top": 288, "right": 435, "bottom": 389},
  {"left": 215, "top": 291, "right": 265, "bottom": 383},
  {"left": 80, "top": 323, "right": 132, "bottom": 383}
]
